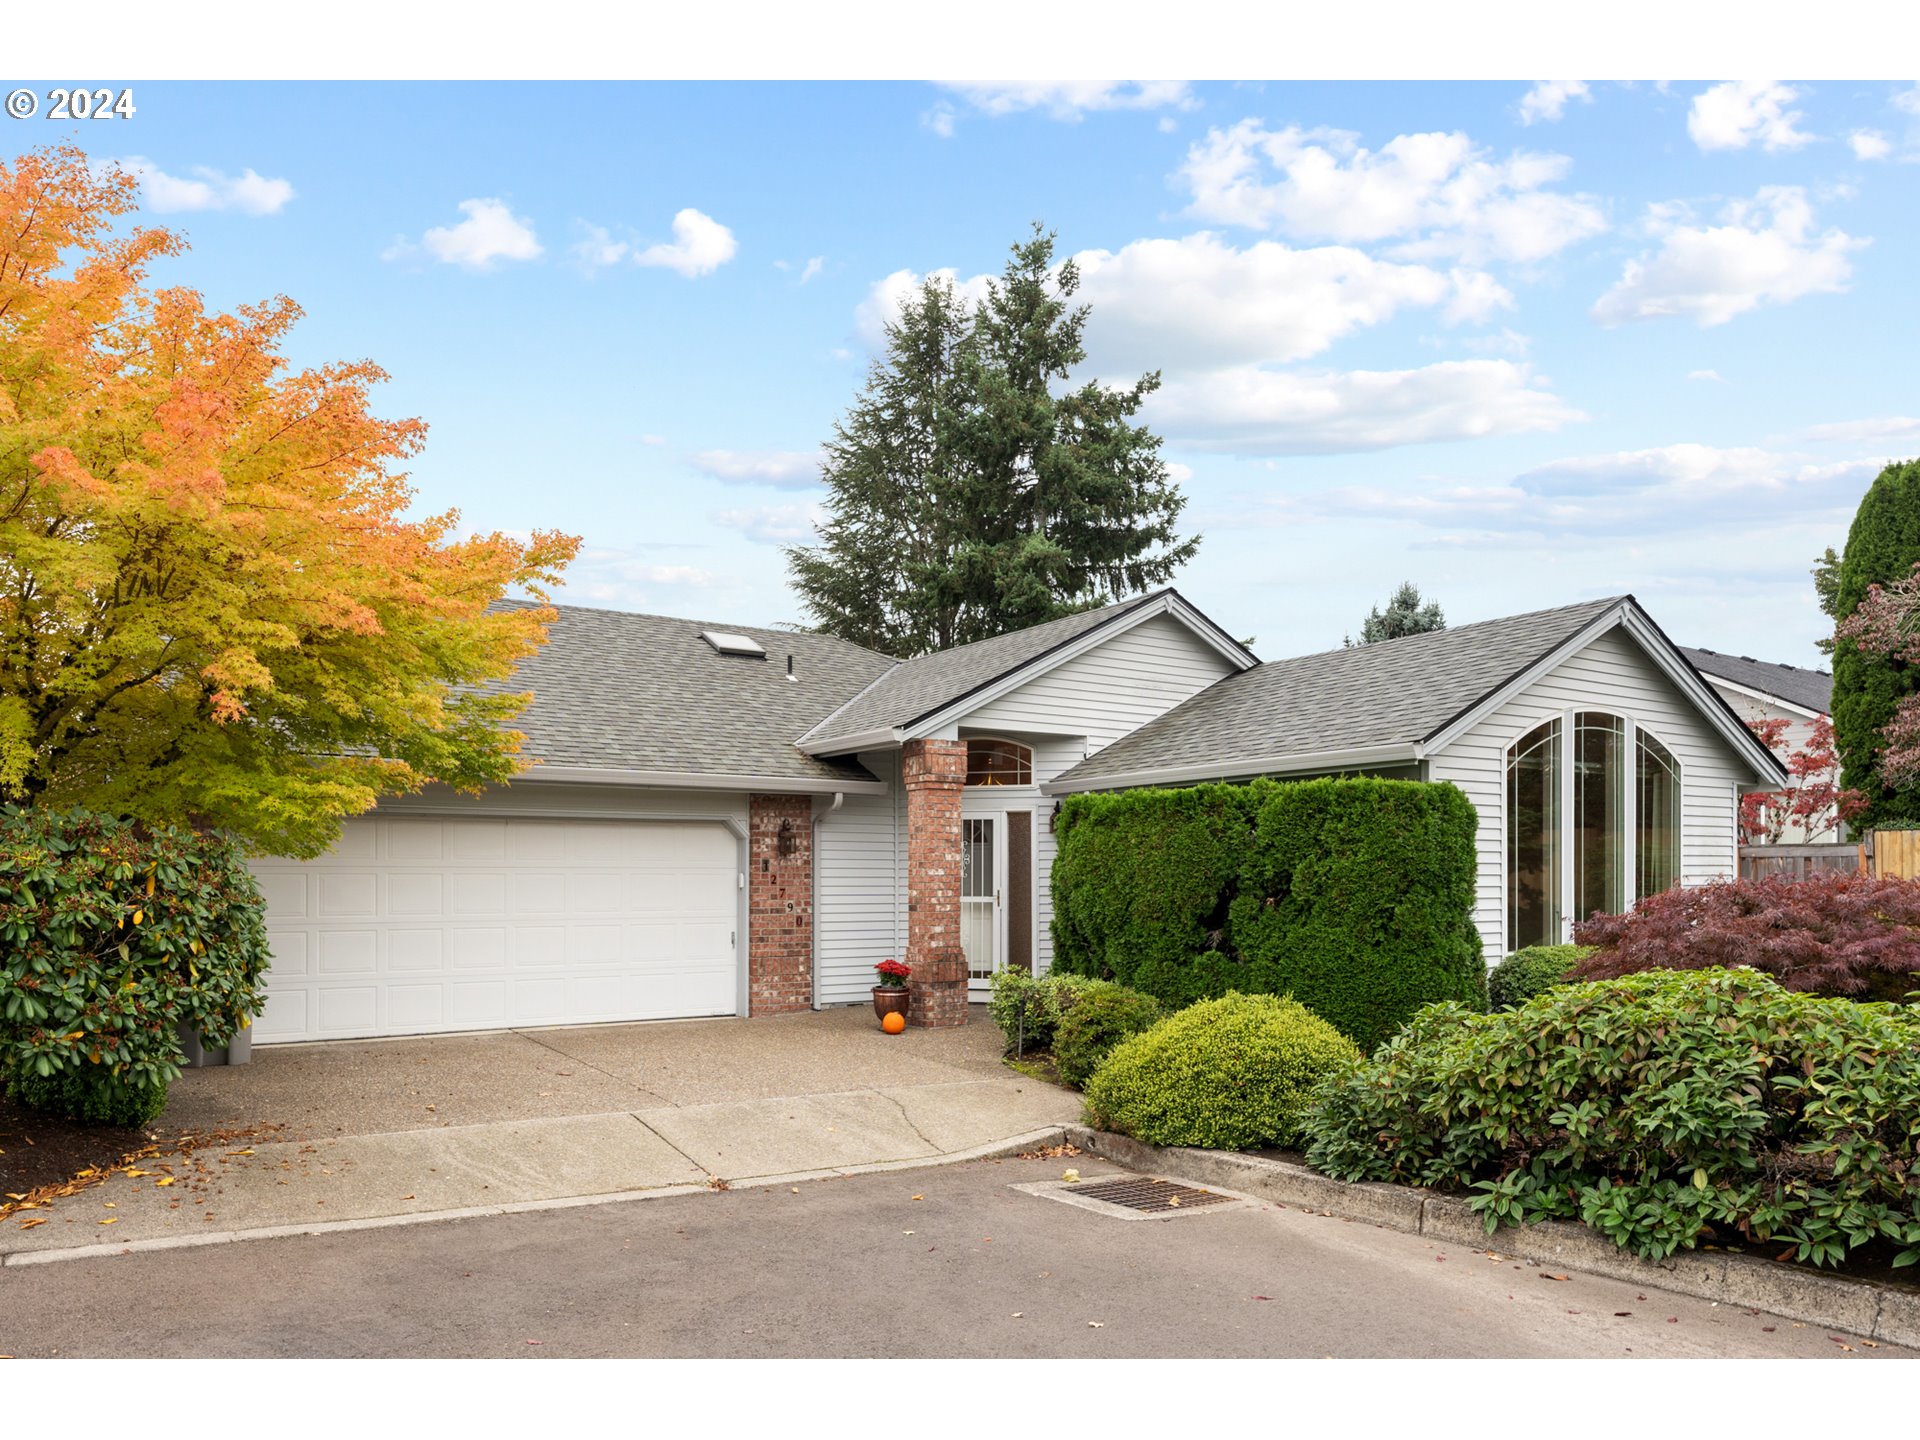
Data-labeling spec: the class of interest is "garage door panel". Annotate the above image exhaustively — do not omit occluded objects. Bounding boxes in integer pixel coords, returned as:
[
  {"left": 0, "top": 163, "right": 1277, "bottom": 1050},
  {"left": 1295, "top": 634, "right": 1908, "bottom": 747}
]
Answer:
[{"left": 253, "top": 816, "right": 743, "bottom": 1041}]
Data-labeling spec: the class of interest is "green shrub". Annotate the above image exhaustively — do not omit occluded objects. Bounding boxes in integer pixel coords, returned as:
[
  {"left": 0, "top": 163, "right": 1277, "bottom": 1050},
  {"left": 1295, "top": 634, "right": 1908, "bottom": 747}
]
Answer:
[
  {"left": 1084, "top": 992, "right": 1362, "bottom": 1150},
  {"left": 1304, "top": 968, "right": 1920, "bottom": 1268},
  {"left": 9, "top": 1066, "right": 169, "bottom": 1128},
  {"left": 986, "top": 968, "right": 1092, "bottom": 1052},
  {"left": 1051, "top": 777, "right": 1485, "bottom": 1049},
  {"left": 1052, "top": 981, "right": 1166, "bottom": 1087},
  {"left": 0, "top": 807, "right": 271, "bottom": 1106},
  {"left": 1487, "top": 944, "right": 1587, "bottom": 1009}
]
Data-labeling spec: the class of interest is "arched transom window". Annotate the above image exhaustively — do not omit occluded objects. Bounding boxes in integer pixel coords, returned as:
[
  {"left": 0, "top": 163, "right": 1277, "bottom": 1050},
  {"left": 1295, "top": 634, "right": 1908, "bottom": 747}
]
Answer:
[
  {"left": 1506, "top": 714, "right": 1682, "bottom": 950},
  {"left": 965, "top": 737, "right": 1032, "bottom": 787}
]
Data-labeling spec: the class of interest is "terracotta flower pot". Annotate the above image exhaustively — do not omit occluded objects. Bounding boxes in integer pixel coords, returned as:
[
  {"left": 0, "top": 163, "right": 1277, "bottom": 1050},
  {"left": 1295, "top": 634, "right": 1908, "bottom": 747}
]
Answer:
[{"left": 872, "top": 986, "right": 910, "bottom": 1021}]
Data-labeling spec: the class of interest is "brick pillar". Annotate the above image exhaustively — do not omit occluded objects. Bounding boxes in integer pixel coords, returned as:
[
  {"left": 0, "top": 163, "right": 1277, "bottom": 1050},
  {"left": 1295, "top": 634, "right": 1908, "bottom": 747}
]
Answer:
[
  {"left": 748, "top": 794, "right": 813, "bottom": 1015},
  {"left": 902, "top": 738, "right": 969, "bottom": 1028}
]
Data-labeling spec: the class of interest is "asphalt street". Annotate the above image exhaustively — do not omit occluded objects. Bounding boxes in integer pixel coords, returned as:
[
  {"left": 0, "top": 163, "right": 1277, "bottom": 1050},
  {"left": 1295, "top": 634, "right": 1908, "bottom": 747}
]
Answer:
[{"left": 0, "top": 1153, "right": 1904, "bottom": 1359}]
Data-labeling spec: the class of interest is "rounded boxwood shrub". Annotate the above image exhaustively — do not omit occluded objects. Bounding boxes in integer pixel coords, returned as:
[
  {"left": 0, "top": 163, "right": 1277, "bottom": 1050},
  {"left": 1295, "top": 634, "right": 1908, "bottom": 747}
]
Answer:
[
  {"left": 1304, "top": 968, "right": 1920, "bottom": 1268},
  {"left": 1487, "top": 944, "right": 1587, "bottom": 1009},
  {"left": 986, "top": 968, "right": 1092, "bottom": 1053},
  {"left": 1051, "top": 980, "right": 1166, "bottom": 1088},
  {"left": 0, "top": 807, "right": 271, "bottom": 1118},
  {"left": 1083, "top": 992, "right": 1362, "bottom": 1151}
]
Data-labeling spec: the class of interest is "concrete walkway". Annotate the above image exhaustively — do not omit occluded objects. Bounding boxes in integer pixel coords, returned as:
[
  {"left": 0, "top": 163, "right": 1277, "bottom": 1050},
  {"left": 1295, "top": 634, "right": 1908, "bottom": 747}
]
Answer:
[{"left": 2, "top": 1007, "right": 1080, "bottom": 1264}]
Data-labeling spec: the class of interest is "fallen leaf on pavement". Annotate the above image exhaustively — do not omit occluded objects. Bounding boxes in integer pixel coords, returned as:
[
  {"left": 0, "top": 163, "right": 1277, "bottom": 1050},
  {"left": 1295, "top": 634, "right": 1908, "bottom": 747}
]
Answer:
[
  {"left": 1087, "top": 1321, "right": 1104, "bottom": 1328},
  {"left": 18, "top": 1216, "right": 47, "bottom": 1229},
  {"left": 1539, "top": 1273, "right": 1569, "bottom": 1282},
  {"left": 97, "top": 1217, "right": 117, "bottom": 1225}
]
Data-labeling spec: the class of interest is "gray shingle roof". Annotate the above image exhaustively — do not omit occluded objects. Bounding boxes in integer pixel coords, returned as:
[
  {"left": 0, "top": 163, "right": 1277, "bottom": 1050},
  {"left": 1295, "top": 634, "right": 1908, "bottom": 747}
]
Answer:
[
  {"left": 1051, "top": 596, "right": 1626, "bottom": 789},
  {"left": 490, "top": 602, "right": 895, "bottom": 785},
  {"left": 1679, "top": 647, "right": 1832, "bottom": 717},
  {"left": 800, "top": 590, "right": 1194, "bottom": 748}
]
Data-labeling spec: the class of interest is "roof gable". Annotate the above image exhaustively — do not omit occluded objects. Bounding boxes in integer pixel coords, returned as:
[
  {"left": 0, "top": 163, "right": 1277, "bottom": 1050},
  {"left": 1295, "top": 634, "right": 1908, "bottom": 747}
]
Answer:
[
  {"left": 798, "top": 588, "right": 1255, "bottom": 753},
  {"left": 1045, "top": 595, "right": 1786, "bottom": 793}
]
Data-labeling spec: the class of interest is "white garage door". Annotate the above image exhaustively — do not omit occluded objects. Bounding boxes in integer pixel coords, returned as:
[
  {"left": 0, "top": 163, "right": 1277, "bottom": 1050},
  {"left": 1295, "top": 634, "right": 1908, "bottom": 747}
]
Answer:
[{"left": 249, "top": 815, "right": 741, "bottom": 1042}]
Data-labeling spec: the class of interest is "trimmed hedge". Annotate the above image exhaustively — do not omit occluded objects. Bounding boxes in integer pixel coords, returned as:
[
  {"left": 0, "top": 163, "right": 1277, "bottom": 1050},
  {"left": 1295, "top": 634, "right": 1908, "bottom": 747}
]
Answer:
[
  {"left": 1051, "top": 777, "right": 1485, "bottom": 1049},
  {"left": 0, "top": 808, "right": 271, "bottom": 1118},
  {"left": 1304, "top": 968, "right": 1920, "bottom": 1268},
  {"left": 1051, "top": 980, "right": 1166, "bottom": 1088},
  {"left": 11, "top": 1066, "right": 169, "bottom": 1128},
  {"left": 1487, "top": 944, "right": 1587, "bottom": 1009},
  {"left": 1083, "top": 992, "right": 1361, "bottom": 1150}
]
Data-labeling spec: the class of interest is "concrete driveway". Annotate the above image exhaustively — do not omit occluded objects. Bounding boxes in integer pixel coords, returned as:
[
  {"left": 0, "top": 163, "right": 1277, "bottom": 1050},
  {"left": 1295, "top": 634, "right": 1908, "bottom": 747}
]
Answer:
[
  {"left": 2, "top": 1152, "right": 1903, "bottom": 1358},
  {"left": 1, "top": 1007, "right": 1080, "bottom": 1265}
]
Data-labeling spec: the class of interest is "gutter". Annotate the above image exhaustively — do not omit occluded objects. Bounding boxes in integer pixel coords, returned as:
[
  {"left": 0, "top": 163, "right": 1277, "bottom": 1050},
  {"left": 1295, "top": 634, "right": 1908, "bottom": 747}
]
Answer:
[
  {"left": 796, "top": 727, "right": 904, "bottom": 758},
  {"left": 523, "top": 765, "right": 887, "bottom": 796},
  {"left": 1039, "top": 743, "right": 1421, "bottom": 796}
]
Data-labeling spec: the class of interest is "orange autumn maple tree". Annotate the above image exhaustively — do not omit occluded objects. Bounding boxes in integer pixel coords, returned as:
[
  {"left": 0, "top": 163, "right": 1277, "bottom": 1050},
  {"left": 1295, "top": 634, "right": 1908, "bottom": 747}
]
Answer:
[{"left": 0, "top": 146, "right": 579, "bottom": 856}]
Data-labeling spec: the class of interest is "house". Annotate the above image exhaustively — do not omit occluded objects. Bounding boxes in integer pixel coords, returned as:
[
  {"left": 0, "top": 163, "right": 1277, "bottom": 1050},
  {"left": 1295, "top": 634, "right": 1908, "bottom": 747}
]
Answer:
[
  {"left": 1678, "top": 646, "right": 1838, "bottom": 843},
  {"left": 246, "top": 589, "right": 1784, "bottom": 1045}
]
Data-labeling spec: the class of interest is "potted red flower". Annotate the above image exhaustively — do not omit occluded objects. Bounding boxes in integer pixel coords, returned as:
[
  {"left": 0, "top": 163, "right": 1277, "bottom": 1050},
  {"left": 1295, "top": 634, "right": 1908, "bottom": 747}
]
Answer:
[{"left": 871, "top": 958, "right": 911, "bottom": 1020}]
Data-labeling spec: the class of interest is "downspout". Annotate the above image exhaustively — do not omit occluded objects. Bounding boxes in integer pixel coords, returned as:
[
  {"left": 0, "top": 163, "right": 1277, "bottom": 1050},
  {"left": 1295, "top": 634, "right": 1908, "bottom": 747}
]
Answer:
[{"left": 810, "top": 791, "right": 843, "bottom": 1009}]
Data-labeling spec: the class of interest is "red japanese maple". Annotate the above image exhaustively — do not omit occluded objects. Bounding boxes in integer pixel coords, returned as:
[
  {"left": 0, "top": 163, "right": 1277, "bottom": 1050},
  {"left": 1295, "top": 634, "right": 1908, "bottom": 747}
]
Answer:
[{"left": 1737, "top": 714, "right": 1865, "bottom": 845}]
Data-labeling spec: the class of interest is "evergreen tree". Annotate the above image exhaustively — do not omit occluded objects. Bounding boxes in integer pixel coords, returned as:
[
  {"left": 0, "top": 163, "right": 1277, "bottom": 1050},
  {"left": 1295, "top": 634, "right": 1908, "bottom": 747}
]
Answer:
[
  {"left": 1831, "top": 458, "right": 1920, "bottom": 825},
  {"left": 787, "top": 225, "right": 1198, "bottom": 657},
  {"left": 1346, "top": 582, "right": 1446, "bottom": 647}
]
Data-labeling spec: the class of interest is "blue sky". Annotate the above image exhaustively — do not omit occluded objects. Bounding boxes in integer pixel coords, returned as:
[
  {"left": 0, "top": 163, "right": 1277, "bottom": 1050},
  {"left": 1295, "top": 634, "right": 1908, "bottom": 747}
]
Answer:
[{"left": 28, "top": 78, "right": 1920, "bottom": 666}]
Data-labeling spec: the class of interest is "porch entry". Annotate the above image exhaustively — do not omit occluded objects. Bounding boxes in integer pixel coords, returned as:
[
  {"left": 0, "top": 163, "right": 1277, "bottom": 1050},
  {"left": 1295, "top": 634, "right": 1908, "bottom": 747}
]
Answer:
[{"left": 960, "top": 810, "right": 1033, "bottom": 995}]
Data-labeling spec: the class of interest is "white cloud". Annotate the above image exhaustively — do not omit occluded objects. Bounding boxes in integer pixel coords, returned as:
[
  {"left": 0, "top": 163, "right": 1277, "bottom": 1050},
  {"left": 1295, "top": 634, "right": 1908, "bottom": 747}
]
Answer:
[
  {"left": 1144, "top": 360, "right": 1583, "bottom": 456},
  {"left": 714, "top": 503, "right": 824, "bottom": 545},
  {"left": 386, "top": 198, "right": 542, "bottom": 270},
  {"left": 690, "top": 449, "right": 822, "bottom": 489},
  {"left": 634, "top": 208, "right": 737, "bottom": 278},
  {"left": 1897, "top": 85, "right": 1920, "bottom": 117},
  {"left": 1687, "top": 369, "right": 1726, "bottom": 382},
  {"left": 860, "top": 235, "right": 1508, "bottom": 378},
  {"left": 1258, "top": 444, "right": 1876, "bottom": 541},
  {"left": 1796, "top": 416, "right": 1920, "bottom": 445},
  {"left": 558, "top": 549, "right": 720, "bottom": 609},
  {"left": 1517, "top": 81, "right": 1591, "bottom": 126},
  {"left": 119, "top": 157, "right": 294, "bottom": 215},
  {"left": 1176, "top": 121, "right": 1607, "bottom": 263},
  {"left": 570, "top": 222, "right": 629, "bottom": 273},
  {"left": 942, "top": 81, "right": 1195, "bottom": 122},
  {"left": 1687, "top": 81, "right": 1814, "bottom": 152},
  {"left": 923, "top": 103, "right": 958, "bottom": 138},
  {"left": 799, "top": 256, "right": 824, "bottom": 284},
  {"left": 1850, "top": 129, "right": 1893, "bottom": 161},
  {"left": 1592, "top": 186, "right": 1864, "bottom": 327},
  {"left": 640, "top": 434, "right": 667, "bottom": 446}
]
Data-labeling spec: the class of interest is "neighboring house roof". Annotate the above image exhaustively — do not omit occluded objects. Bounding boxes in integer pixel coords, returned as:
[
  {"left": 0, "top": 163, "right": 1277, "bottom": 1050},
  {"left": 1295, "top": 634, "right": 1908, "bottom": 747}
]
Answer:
[
  {"left": 1047, "top": 595, "right": 1786, "bottom": 794},
  {"left": 1678, "top": 646, "right": 1832, "bottom": 717},
  {"left": 797, "top": 588, "right": 1257, "bottom": 753},
  {"left": 492, "top": 602, "right": 895, "bottom": 791}
]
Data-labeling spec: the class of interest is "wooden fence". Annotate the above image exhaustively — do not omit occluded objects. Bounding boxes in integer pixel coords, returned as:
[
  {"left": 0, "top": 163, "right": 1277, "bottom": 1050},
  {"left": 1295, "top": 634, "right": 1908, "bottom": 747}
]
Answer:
[{"left": 1737, "top": 830, "right": 1920, "bottom": 881}]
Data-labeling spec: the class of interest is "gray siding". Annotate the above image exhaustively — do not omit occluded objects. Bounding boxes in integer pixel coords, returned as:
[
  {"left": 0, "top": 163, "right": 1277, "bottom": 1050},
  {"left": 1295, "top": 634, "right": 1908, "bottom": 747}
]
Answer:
[
  {"left": 1426, "top": 625, "right": 1749, "bottom": 958},
  {"left": 962, "top": 612, "right": 1240, "bottom": 753},
  {"left": 813, "top": 749, "right": 906, "bottom": 1005}
]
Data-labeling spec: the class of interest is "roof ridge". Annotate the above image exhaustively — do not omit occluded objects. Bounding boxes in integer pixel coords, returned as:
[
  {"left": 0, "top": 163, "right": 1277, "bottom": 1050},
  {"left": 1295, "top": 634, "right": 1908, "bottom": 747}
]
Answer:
[
  {"left": 1265, "top": 594, "right": 1626, "bottom": 666},
  {"left": 894, "top": 588, "right": 1169, "bottom": 665},
  {"left": 492, "top": 597, "right": 896, "bottom": 661}
]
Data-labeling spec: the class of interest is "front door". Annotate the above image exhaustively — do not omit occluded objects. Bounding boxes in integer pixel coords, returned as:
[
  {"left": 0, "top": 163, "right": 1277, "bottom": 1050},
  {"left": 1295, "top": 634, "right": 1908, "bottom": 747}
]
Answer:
[{"left": 961, "top": 811, "right": 1033, "bottom": 997}]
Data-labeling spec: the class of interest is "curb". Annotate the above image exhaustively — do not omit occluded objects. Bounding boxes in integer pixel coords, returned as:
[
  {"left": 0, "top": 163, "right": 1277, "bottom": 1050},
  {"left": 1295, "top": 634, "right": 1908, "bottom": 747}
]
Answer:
[
  {"left": 1065, "top": 1125, "right": 1920, "bottom": 1351},
  {"left": 0, "top": 1125, "right": 1071, "bottom": 1269}
]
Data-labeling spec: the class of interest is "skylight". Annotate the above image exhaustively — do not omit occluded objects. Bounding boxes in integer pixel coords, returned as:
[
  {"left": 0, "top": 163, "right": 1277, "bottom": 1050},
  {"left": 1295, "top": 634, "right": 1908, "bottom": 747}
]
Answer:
[{"left": 700, "top": 629, "right": 767, "bottom": 659}]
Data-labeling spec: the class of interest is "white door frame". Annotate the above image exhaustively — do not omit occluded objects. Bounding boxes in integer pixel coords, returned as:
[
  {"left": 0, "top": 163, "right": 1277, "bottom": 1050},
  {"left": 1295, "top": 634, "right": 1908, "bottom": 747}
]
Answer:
[{"left": 961, "top": 812, "right": 1007, "bottom": 995}]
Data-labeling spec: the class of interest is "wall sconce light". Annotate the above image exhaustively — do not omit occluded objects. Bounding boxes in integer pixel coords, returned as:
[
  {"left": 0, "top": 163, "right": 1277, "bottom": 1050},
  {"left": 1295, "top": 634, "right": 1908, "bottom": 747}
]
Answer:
[{"left": 777, "top": 817, "right": 798, "bottom": 857}]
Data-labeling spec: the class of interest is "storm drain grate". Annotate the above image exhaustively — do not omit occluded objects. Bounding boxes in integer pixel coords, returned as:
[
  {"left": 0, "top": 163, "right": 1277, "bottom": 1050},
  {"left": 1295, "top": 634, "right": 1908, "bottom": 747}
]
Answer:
[{"left": 1070, "top": 1176, "right": 1236, "bottom": 1213}]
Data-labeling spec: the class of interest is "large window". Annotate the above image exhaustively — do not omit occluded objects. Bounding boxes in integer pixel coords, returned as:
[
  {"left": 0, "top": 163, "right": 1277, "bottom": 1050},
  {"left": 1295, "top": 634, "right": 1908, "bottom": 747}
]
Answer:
[
  {"left": 965, "top": 737, "right": 1032, "bottom": 787},
  {"left": 1507, "top": 713, "right": 1683, "bottom": 950},
  {"left": 1574, "top": 713, "right": 1626, "bottom": 921},
  {"left": 1636, "top": 729, "right": 1681, "bottom": 901},
  {"left": 1506, "top": 719, "right": 1561, "bottom": 951}
]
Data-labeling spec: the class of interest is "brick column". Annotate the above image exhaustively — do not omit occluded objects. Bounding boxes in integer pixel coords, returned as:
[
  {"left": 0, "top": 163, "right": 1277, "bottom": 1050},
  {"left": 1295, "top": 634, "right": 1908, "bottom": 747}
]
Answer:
[
  {"left": 748, "top": 794, "right": 813, "bottom": 1015},
  {"left": 902, "top": 738, "right": 969, "bottom": 1028}
]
